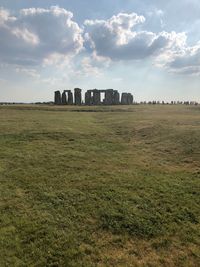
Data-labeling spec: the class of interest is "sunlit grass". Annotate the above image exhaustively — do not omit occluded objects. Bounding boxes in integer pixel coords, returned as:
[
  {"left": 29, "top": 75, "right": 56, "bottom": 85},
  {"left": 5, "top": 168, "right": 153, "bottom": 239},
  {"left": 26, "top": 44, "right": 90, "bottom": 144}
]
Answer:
[{"left": 0, "top": 104, "right": 200, "bottom": 266}]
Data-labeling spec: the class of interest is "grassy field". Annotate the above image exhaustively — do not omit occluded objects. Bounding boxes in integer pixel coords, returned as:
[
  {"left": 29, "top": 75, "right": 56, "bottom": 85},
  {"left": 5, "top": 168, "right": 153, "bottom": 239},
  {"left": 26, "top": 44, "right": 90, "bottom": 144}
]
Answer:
[{"left": 0, "top": 104, "right": 200, "bottom": 267}]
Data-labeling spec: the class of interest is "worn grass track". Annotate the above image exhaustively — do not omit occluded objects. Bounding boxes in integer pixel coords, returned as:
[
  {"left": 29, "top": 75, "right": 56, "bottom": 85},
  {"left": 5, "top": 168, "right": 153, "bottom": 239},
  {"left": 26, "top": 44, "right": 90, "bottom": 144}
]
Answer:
[{"left": 0, "top": 104, "right": 200, "bottom": 266}]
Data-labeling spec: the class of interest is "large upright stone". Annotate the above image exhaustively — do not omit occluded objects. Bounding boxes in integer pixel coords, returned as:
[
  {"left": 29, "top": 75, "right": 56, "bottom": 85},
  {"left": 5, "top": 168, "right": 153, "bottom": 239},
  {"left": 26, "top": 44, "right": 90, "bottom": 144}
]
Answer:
[
  {"left": 127, "top": 93, "right": 133, "bottom": 105},
  {"left": 121, "top": 93, "right": 128, "bottom": 105},
  {"left": 63, "top": 90, "right": 73, "bottom": 105},
  {"left": 54, "top": 91, "right": 62, "bottom": 105},
  {"left": 105, "top": 89, "right": 114, "bottom": 105},
  {"left": 74, "top": 88, "right": 82, "bottom": 105},
  {"left": 62, "top": 91, "right": 67, "bottom": 105},
  {"left": 93, "top": 89, "right": 101, "bottom": 105},
  {"left": 85, "top": 91, "right": 92, "bottom": 105},
  {"left": 113, "top": 90, "right": 120, "bottom": 105},
  {"left": 68, "top": 91, "right": 73, "bottom": 105}
]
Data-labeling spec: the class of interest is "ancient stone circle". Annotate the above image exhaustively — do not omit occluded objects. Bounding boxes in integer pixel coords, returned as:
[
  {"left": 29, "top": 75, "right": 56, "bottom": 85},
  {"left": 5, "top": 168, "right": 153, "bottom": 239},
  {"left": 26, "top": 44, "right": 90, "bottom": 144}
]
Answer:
[{"left": 54, "top": 88, "right": 133, "bottom": 105}]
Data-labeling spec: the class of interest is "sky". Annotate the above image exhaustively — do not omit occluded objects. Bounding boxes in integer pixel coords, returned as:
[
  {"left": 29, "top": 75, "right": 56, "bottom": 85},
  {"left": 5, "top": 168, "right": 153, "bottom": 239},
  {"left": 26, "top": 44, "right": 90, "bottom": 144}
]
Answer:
[{"left": 0, "top": 0, "right": 200, "bottom": 102}]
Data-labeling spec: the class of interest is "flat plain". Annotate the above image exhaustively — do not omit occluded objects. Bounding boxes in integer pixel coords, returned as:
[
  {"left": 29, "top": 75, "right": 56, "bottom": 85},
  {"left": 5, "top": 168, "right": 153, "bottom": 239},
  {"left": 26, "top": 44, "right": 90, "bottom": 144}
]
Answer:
[{"left": 0, "top": 104, "right": 200, "bottom": 267}]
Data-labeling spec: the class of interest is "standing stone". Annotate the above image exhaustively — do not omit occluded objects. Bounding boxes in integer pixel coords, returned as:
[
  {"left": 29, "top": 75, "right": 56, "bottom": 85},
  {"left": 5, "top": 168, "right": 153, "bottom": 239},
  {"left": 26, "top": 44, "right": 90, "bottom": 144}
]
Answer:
[
  {"left": 105, "top": 89, "right": 114, "bottom": 105},
  {"left": 54, "top": 91, "right": 62, "bottom": 105},
  {"left": 68, "top": 91, "right": 73, "bottom": 105},
  {"left": 74, "top": 88, "right": 82, "bottom": 105},
  {"left": 121, "top": 93, "right": 128, "bottom": 105},
  {"left": 85, "top": 91, "right": 92, "bottom": 105},
  {"left": 113, "top": 90, "right": 120, "bottom": 105},
  {"left": 93, "top": 89, "right": 101, "bottom": 105},
  {"left": 62, "top": 91, "right": 67, "bottom": 105},
  {"left": 127, "top": 93, "right": 133, "bottom": 105}
]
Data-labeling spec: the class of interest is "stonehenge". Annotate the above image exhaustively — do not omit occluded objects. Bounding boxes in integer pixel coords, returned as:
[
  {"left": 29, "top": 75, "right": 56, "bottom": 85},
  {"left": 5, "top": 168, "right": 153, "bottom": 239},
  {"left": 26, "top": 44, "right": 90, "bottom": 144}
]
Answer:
[{"left": 54, "top": 89, "right": 134, "bottom": 105}]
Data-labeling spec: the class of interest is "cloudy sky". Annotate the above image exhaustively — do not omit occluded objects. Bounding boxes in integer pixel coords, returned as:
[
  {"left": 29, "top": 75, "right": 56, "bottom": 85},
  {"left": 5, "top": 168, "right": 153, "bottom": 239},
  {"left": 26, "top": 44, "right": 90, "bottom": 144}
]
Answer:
[{"left": 0, "top": 0, "right": 200, "bottom": 102}]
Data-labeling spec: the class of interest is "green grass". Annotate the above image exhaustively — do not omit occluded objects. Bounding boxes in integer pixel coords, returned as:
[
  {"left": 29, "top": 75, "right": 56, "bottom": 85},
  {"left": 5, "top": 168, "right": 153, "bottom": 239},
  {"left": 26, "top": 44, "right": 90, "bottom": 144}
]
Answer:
[{"left": 0, "top": 104, "right": 200, "bottom": 266}]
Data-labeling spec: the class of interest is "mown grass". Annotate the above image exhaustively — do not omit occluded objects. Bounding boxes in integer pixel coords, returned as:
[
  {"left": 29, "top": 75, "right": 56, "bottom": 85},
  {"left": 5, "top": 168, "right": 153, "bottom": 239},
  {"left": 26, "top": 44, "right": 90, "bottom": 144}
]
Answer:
[{"left": 0, "top": 104, "right": 200, "bottom": 266}]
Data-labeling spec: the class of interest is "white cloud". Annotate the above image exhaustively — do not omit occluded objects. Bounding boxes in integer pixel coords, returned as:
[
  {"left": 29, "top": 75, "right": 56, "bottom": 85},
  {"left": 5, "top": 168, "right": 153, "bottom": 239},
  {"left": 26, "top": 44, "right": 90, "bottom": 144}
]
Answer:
[
  {"left": 15, "top": 67, "right": 40, "bottom": 78},
  {"left": 147, "top": 8, "right": 164, "bottom": 18},
  {"left": 0, "top": 6, "right": 83, "bottom": 66},
  {"left": 84, "top": 12, "right": 200, "bottom": 76},
  {"left": 0, "top": 7, "right": 16, "bottom": 24},
  {"left": 166, "top": 43, "right": 200, "bottom": 75},
  {"left": 155, "top": 9, "right": 164, "bottom": 17},
  {"left": 84, "top": 13, "right": 186, "bottom": 61},
  {"left": 80, "top": 57, "right": 102, "bottom": 77},
  {"left": 11, "top": 27, "right": 39, "bottom": 45},
  {"left": 1, "top": 6, "right": 200, "bottom": 76}
]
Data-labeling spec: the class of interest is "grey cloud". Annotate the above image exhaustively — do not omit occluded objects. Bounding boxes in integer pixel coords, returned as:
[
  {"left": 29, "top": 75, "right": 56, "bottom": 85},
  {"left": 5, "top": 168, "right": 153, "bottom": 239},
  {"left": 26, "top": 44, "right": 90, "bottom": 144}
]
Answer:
[
  {"left": 84, "top": 12, "right": 200, "bottom": 76},
  {"left": 0, "top": 6, "right": 83, "bottom": 66},
  {"left": 84, "top": 13, "right": 185, "bottom": 61},
  {"left": 1, "top": 6, "right": 200, "bottom": 76},
  {"left": 167, "top": 46, "right": 200, "bottom": 75},
  {"left": 169, "top": 47, "right": 200, "bottom": 69}
]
